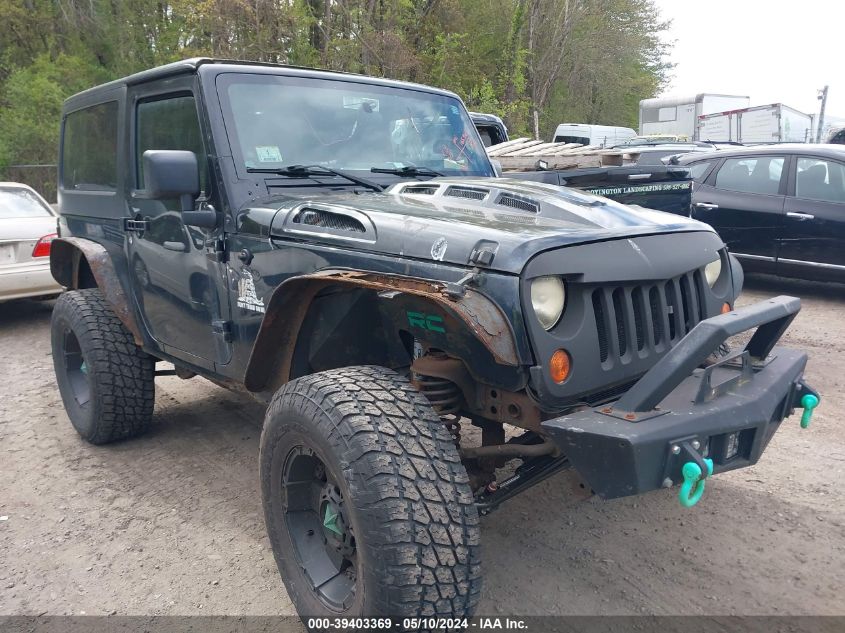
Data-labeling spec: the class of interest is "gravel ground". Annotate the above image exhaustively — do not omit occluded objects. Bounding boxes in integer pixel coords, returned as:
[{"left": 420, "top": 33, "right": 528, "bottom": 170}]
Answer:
[{"left": 0, "top": 275, "right": 843, "bottom": 617}]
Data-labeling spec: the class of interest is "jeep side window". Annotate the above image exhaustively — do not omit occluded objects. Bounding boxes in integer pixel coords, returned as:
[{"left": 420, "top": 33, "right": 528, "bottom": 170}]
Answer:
[
  {"left": 136, "top": 94, "right": 207, "bottom": 203},
  {"left": 62, "top": 101, "right": 118, "bottom": 190}
]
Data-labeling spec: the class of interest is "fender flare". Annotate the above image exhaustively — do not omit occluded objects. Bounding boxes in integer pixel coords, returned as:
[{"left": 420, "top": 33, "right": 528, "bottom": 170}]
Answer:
[
  {"left": 50, "top": 237, "right": 144, "bottom": 345},
  {"left": 244, "top": 269, "right": 520, "bottom": 393}
]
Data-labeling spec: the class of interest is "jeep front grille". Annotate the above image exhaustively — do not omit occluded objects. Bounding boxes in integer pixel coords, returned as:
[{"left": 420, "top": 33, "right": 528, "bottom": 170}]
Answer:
[{"left": 591, "top": 270, "right": 706, "bottom": 367}]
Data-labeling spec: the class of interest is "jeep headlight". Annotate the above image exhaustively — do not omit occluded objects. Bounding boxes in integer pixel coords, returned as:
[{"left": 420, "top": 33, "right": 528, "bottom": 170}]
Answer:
[
  {"left": 704, "top": 258, "right": 722, "bottom": 288},
  {"left": 530, "top": 276, "right": 566, "bottom": 330}
]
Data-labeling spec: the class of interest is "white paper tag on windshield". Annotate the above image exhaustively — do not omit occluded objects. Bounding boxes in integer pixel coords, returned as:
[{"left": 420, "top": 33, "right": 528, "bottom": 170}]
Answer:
[{"left": 256, "top": 146, "right": 283, "bottom": 163}]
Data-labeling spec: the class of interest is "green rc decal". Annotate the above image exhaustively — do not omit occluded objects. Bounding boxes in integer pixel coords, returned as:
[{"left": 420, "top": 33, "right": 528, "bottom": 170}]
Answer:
[{"left": 407, "top": 311, "right": 446, "bottom": 333}]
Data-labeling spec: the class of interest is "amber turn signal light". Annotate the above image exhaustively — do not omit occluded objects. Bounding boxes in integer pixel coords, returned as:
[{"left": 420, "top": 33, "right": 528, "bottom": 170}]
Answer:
[
  {"left": 550, "top": 349, "right": 571, "bottom": 384},
  {"left": 721, "top": 303, "right": 731, "bottom": 314}
]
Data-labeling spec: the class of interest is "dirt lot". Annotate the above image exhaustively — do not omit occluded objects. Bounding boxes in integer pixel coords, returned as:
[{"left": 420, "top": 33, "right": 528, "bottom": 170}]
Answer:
[{"left": 1, "top": 275, "right": 843, "bottom": 617}]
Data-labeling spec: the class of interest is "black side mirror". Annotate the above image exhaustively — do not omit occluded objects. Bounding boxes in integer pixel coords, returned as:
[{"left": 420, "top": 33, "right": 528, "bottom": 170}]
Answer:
[{"left": 142, "top": 150, "right": 200, "bottom": 213}]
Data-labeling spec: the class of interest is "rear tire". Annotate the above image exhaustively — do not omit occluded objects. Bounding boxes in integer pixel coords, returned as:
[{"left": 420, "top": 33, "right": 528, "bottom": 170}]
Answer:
[
  {"left": 51, "top": 288, "right": 155, "bottom": 444},
  {"left": 260, "top": 366, "right": 481, "bottom": 624}
]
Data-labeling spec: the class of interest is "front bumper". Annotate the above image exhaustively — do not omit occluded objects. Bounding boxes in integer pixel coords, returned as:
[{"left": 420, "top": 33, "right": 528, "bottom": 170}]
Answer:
[{"left": 541, "top": 296, "right": 818, "bottom": 500}]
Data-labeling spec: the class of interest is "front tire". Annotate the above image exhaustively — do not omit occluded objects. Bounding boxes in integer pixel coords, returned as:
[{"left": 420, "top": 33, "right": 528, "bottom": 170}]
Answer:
[
  {"left": 51, "top": 288, "right": 155, "bottom": 444},
  {"left": 260, "top": 366, "right": 480, "bottom": 623}
]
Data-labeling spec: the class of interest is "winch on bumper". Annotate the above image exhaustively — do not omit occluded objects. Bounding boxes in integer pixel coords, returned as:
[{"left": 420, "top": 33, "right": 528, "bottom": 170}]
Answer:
[{"left": 541, "top": 295, "right": 819, "bottom": 501}]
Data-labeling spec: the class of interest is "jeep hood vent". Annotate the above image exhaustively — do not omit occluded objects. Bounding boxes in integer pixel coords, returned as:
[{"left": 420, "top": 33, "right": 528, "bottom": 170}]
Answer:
[
  {"left": 496, "top": 193, "right": 539, "bottom": 213},
  {"left": 293, "top": 207, "right": 365, "bottom": 233},
  {"left": 444, "top": 186, "right": 488, "bottom": 200},
  {"left": 400, "top": 184, "right": 438, "bottom": 195},
  {"left": 276, "top": 204, "right": 377, "bottom": 244}
]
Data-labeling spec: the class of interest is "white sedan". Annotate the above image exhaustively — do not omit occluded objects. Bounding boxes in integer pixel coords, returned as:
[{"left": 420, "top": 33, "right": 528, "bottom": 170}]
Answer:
[{"left": 0, "top": 182, "right": 63, "bottom": 302}]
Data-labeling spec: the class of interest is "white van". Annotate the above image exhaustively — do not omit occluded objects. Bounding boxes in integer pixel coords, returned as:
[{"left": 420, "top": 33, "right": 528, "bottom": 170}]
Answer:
[{"left": 552, "top": 123, "right": 636, "bottom": 147}]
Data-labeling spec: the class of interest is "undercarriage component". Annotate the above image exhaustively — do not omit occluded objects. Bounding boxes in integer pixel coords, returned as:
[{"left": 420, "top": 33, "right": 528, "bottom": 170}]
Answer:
[
  {"left": 476, "top": 386, "right": 543, "bottom": 434},
  {"left": 474, "top": 453, "right": 571, "bottom": 515},
  {"left": 413, "top": 371, "right": 462, "bottom": 416},
  {"left": 460, "top": 437, "right": 556, "bottom": 459},
  {"left": 411, "top": 351, "right": 466, "bottom": 444}
]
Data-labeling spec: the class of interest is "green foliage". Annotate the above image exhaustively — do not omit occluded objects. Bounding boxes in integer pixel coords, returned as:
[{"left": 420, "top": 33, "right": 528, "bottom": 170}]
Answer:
[
  {"left": 0, "top": 0, "right": 672, "bottom": 173},
  {"left": 0, "top": 53, "right": 109, "bottom": 170}
]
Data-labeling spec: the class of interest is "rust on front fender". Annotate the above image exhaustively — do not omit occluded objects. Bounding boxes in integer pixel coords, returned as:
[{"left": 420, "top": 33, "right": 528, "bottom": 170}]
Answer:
[
  {"left": 244, "top": 269, "right": 520, "bottom": 393},
  {"left": 50, "top": 237, "right": 144, "bottom": 345}
]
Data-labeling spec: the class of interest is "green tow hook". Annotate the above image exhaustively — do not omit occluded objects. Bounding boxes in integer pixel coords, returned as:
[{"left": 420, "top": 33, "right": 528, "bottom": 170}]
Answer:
[
  {"left": 679, "top": 458, "right": 713, "bottom": 508},
  {"left": 800, "top": 394, "right": 819, "bottom": 429}
]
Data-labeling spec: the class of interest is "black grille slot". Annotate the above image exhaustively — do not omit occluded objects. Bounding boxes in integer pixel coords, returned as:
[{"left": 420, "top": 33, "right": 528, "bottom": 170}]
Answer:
[
  {"left": 649, "top": 287, "right": 664, "bottom": 346},
  {"left": 592, "top": 290, "right": 609, "bottom": 363},
  {"left": 445, "top": 186, "right": 488, "bottom": 200},
  {"left": 693, "top": 270, "right": 707, "bottom": 322},
  {"left": 632, "top": 287, "right": 646, "bottom": 351},
  {"left": 402, "top": 185, "right": 438, "bottom": 195},
  {"left": 665, "top": 280, "right": 679, "bottom": 340},
  {"left": 293, "top": 208, "right": 365, "bottom": 233},
  {"left": 496, "top": 194, "right": 539, "bottom": 213},
  {"left": 590, "top": 270, "right": 707, "bottom": 368},
  {"left": 612, "top": 288, "right": 627, "bottom": 356}
]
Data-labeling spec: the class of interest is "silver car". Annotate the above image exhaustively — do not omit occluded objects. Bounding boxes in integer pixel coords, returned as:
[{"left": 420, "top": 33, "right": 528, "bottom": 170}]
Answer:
[{"left": 0, "top": 182, "right": 63, "bottom": 301}]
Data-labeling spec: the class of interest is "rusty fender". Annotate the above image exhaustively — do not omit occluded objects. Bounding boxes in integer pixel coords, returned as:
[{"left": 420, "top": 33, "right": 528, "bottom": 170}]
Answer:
[
  {"left": 50, "top": 237, "right": 144, "bottom": 345},
  {"left": 243, "top": 269, "right": 520, "bottom": 393}
]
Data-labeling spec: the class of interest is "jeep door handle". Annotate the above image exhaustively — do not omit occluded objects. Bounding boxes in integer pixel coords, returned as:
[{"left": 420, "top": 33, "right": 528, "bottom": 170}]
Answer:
[
  {"left": 694, "top": 202, "right": 719, "bottom": 211},
  {"left": 786, "top": 212, "right": 815, "bottom": 221}
]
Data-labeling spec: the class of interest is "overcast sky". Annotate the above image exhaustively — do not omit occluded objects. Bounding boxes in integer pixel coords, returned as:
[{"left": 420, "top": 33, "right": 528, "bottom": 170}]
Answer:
[{"left": 653, "top": 0, "right": 843, "bottom": 123}]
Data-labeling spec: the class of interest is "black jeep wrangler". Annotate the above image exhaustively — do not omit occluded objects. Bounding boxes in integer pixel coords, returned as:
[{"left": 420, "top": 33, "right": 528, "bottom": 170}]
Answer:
[{"left": 49, "top": 58, "right": 818, "bottom": 623}]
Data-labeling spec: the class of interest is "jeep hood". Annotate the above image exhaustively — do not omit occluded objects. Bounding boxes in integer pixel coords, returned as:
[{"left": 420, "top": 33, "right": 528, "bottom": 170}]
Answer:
[{"left": 251, "top": 177, "right": 715, "bottom": 274}]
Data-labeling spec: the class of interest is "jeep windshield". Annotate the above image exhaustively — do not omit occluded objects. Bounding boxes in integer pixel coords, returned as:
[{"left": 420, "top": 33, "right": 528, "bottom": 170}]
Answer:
[{"left": 217, "top": 73, "right": 494, "bottom": 179}]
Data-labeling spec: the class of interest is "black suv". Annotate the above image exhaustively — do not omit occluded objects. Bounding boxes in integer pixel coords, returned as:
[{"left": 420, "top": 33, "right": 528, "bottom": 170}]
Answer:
[{"left": 49, "top": 59, "right": 818, "bottom": 624}]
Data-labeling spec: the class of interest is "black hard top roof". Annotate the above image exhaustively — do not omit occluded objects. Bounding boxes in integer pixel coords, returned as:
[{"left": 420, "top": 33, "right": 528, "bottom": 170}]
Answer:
[{"left": 64, "top": 58, "right": 459, "bottom": 108}]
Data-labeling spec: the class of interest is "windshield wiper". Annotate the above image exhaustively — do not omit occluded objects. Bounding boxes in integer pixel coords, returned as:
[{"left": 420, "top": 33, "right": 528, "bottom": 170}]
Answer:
[
  {"left": 370, "top": 165, "right": 444, "bottom": 177},
  {"left": 246, "top": 164, "right": 384, "bottom": 192}
]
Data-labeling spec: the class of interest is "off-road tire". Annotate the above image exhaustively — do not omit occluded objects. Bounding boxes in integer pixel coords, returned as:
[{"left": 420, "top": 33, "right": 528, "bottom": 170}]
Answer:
[
  {"left": 260, "top": 366, "right": 481, "bottom": 624},
  {"left": 51, "top": 288, "right": 155, "bottom": 444}
]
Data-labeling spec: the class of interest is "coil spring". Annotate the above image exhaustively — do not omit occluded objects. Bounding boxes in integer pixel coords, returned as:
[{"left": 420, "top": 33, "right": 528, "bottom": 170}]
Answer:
[{"left": 413, "top": 372, "right": 462, "bottom": 443}]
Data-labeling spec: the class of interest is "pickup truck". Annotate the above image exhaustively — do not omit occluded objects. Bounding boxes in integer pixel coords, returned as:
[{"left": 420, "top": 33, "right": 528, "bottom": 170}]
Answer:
[{"left": 471, "top": 112, "right": 694, "bottom": 216}]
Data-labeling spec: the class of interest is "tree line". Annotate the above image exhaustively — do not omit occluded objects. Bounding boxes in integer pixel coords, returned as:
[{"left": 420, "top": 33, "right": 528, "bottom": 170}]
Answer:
[{"left": 0, "top": 0, "right": 671, "bottom": 175}]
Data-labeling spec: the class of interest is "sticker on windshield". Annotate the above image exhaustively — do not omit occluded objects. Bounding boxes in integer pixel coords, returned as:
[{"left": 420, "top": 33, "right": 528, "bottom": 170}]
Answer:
[
  {"left": 256, "top": 146, "right": 283, "bottom": 163},
  {"left": 237, "top": 269, "right": 266, "bottom": 314},
  {"left": 343, "top": 96, "right": 379, "bottom": 112}
]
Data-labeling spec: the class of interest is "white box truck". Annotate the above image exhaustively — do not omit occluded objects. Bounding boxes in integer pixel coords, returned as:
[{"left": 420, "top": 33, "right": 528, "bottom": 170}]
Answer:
[
  {"left": 639, "top": 94, "right": 750, "bottom": 140},
  {"left": 698, "top": 103, "right": 815, "bottom": 143}
]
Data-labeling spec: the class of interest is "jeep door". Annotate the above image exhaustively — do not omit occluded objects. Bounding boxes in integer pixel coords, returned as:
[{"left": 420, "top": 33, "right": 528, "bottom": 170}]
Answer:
[
  {"left": 691, "top": 154, "right": 786, "bottom": 272},
  {"left": 125, "top": 80, "right": 230, "bottom": 370}
]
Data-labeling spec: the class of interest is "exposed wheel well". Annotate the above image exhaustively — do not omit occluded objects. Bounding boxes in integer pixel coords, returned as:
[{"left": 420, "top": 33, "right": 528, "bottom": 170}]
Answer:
[
  {"left": 76, "top": 256, "right": 97, "bottom": 289},
  {"left": 49, "top": 237, "right": 145, "bottom": 345},
  {"left": 244, "top": 270, "right": 525, "bottom": 395}
]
